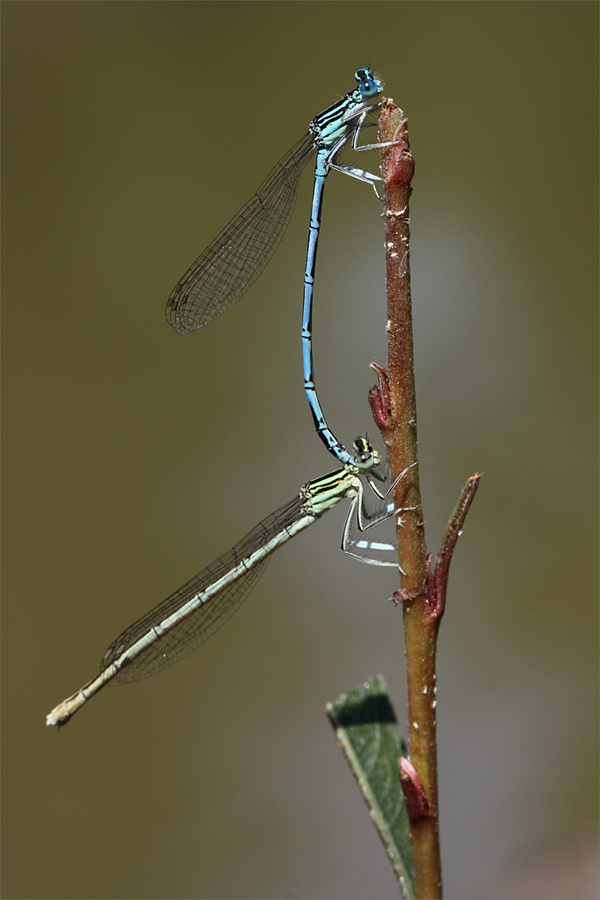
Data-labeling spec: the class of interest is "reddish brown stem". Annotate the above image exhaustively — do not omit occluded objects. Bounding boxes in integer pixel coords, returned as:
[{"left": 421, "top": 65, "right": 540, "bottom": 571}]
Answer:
[
  {"left": 375, "top": 102, "right": 482, "bottom": 900},
  {"left": 376, "top": 101, "right": 441, "bottom": 900},
  {"left": 429, "top": 474, "right": 481, "bottom": 620}
]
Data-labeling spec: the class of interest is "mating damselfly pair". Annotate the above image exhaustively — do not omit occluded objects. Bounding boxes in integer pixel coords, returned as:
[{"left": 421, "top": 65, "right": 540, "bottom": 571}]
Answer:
[{"left": 47, "top": 68, "right": 405, "bottom": 726}]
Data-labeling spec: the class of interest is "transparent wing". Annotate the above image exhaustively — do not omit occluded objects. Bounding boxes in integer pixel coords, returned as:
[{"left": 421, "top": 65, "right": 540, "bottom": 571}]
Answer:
[
  {"left": 167, "top": 132, "right": 316, "bottom": 334},
  {"left": 101, "top": 495, "right": 304, "bottom": 683}
]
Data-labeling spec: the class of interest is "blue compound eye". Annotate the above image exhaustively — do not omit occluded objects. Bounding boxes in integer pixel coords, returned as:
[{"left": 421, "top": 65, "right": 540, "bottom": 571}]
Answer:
[
  {"left": 355, "top": 68, "right": 380, "bottom": 98},
  {"left": 359, "top": 77, "right": 378, "bottom": 98}
]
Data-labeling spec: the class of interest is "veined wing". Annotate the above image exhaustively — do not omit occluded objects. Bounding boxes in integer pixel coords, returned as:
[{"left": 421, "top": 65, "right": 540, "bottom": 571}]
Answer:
[
  {"left": 101, "top": 494, "right": 305, "bottom": 683},
  {"left": 167, "top": 132, "right": 316, "bottom": 334}
]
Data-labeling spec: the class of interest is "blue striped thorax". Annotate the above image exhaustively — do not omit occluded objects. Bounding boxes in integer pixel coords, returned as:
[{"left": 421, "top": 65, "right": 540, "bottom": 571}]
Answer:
[{"left": 309, "top": 67, "right": 384, "bottom": 149}]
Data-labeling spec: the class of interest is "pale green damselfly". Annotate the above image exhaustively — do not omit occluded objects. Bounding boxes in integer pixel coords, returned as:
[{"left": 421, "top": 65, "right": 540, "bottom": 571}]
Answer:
[{"left": 47, "top": 439, "right": 410, "bottom": 727}]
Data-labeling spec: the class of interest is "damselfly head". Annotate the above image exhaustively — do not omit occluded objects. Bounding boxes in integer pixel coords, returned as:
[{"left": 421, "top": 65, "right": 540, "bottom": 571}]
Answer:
[
  {"left": 354, "top": 67, "right": 383, "bottom": 100},
  {"left": 353, "top": 435, "right": 381, "bottom": 473}
]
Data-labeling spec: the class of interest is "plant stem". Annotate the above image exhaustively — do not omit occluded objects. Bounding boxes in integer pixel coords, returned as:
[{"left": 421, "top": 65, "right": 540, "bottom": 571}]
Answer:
[{"left": 371, "top": 101, "right": 442, "bottom": 899}]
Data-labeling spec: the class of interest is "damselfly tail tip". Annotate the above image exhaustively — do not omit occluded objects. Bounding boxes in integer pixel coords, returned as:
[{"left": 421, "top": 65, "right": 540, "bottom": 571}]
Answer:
[
  {"left": 46, "top": 705, "right": 68, "bottom": 727},
  {"left": 46, "top": 689, "right": 86, "bottom": 727}
]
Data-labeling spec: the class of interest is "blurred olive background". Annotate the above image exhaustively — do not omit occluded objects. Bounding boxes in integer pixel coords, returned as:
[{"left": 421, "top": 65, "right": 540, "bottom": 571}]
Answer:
[{"left": 3, "top": 3, "right": 598, "bottom": 899}]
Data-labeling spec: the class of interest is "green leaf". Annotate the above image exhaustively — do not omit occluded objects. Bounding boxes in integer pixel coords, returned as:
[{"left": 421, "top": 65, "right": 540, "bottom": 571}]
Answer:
[{"left": 327, "top": 675, "right": 415, "bottom": 898}]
